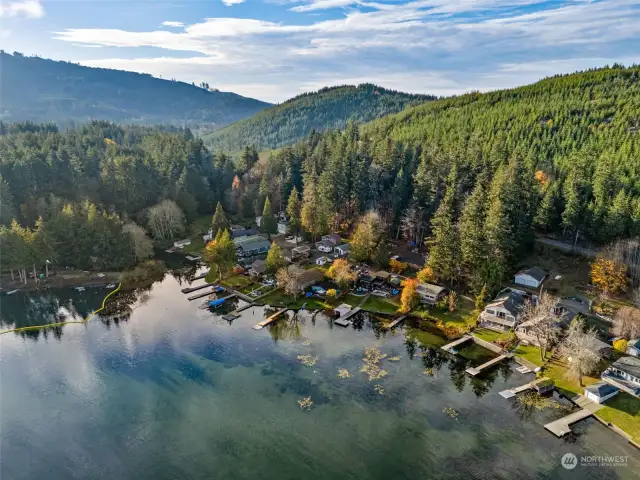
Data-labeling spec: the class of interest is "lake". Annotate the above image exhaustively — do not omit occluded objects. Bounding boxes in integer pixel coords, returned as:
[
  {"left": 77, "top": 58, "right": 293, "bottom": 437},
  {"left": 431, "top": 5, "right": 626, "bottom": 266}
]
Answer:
[{"left": 1, "top": 271, "right": 639, "bottom": 479}]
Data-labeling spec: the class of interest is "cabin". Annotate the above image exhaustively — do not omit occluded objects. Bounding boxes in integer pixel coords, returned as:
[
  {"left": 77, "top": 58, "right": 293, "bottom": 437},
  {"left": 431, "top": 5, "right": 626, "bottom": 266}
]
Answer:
[
  {"left": 416, "top": 283, "right": 447, "bottom": 305},
  {"left": 234, "top": 235, "right": 270, "bottom": 258},
  {"left": 584, "top": 381, "right": 619, "bottom": 404},
  {"left": 322, "top": 233, "right": 342, "bottom": 246},
  {"left": 248, "top": 259, "right": 266, "bottom": 277},
  {"left": 479, "top": 289, "right": 526, "bottom": 332},
  {"left": 602, "top": 356, "right": 640, "bottom": 398},
  {"left": 315, "top": 239, "right": 334, "bottom": 253},
  {"left": 514, "top": 267, "right": 547, "bottom": 288},
  {"left": 173, "top": 239, "right": 191, "bottom": 249},
  {"left": 627, "top": 339, "right": 640, "bottom": 357},
  {"left": 335, "top": 243, "right": 350, "bottom": 257}
]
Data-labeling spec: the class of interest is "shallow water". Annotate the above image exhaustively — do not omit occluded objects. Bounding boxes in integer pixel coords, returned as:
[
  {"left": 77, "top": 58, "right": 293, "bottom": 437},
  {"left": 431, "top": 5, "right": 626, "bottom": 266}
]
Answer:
[{"left": 1, "top": 272, "right": 639, "bottom": 479}]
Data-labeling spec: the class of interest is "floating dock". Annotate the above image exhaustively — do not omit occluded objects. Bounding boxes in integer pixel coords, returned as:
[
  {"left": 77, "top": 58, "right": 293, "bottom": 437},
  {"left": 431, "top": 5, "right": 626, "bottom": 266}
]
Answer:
[
  {"left": 465, "top": 353, "right": 513, "bottom": 376},
  {"left": 181, "top": 282, "right": 214, "bottom": 294},
  {"left": 334, "top": 307, "right": 362, "bottom": 327},
  {"left": 253, "top": 308, "right": 288, "bottom": 330},
  {"left": 187, "top": 286, "right": 224, "bottom": 301},
  {"left": 386, "top": 315, "right": 407, "bottom": 329},
  {"left": 499, "top": 380, "right": 536, "bottom": 399},
  {"left": 222, "top": 303, "right": 254, "bottom": 321},
  {"left": 441, "top": 335, "right": 473, "bottom": 353}
]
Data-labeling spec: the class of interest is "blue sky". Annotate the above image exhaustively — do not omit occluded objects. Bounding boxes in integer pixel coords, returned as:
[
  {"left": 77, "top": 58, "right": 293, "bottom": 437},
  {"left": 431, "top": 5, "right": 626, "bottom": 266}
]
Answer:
[{"left": 1, "top": 0, "right": 639, "bottom": 102}]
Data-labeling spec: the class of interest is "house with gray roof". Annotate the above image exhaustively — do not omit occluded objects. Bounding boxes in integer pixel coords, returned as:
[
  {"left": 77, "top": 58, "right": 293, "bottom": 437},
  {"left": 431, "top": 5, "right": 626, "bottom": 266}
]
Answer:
[
  {"left": 416, "top": 283, "right": 447, "bottom": 305},
  {"left": 584, "top": 381, "right": 619, "bottom": 404},
  {"left": 514, "top": 266, "right": 547, "bottom": 288},
  {"left": 234, "top": 234, "right": 270, "bottom": 258},
  {"left": 479, "top": 288, "right": 527, "bottom": 332},
  {"left": 627, "top": 338, "right": 640, "bottom": 357},
  {"left": 603, "top": 356, "right": 640, "bottom": 398}
]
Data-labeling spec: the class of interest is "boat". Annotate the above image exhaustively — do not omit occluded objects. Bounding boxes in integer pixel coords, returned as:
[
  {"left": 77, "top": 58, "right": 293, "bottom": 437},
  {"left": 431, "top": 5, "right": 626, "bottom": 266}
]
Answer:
[
  {"left": 106, "top": 284, "right": 116, "bottom": 289},
  {"left": 75, "top": 286, "right": 86, "bottom": 292},
  {"left": 6, "top": 289, "right": 19, "bottom": 295},
  {"left": 208, "top": 298, "right": 226, "bottom": 308}
]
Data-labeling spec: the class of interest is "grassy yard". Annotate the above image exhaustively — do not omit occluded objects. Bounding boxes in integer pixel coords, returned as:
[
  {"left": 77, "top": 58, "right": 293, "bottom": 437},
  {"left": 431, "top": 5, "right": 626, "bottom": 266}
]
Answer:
[
  {"left": 512, "top": 344, "right": 547, "bottom": 367},
  {"left": 541, "top": 358, "right": 640, "bottom": 443},
  {"left": 416, "top": 297, "right": 476, "bottom": 328},
  {"left": 473, "top": 327, "right": 510, "bottom": 344},
  {"left": 220, "top": 274, "right": 252, "bottom": 289},
  {"left": 361, "top": 296, "right": 399, "bottom": 315}
]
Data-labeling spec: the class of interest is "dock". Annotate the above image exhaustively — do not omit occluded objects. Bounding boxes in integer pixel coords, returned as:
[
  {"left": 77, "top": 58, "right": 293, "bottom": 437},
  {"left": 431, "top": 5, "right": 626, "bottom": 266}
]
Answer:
[
  {"left": 181, "top": 282, "right": 214, "bottom": 294},
  {"left": 222, "top": 303, "right": 254, "bottom": 322},
  {"left": 187, "top": 287, "right": 224, "bottom": 301},
  {"left": 441, "top": 335, "right": 473, "bottom": 353},
  {"left": 253, "top": 308, "right": 288, "bottom": 330},
  {"left": 544, "top": 394, "right": 603, "bottom": 437},
  {"left": 191, "top": 272, "right": 208, "bottom": 281},
  {"left": 386, "top": 315, "right": 407, "bottom": 329},
  {"left": 334, "top": 307, "right": 362, "bottom": 327},
  {"left": 499, "top": 380, "right": 536, "bottom": 399},
  {"left": 465, "top": 353, "right": 513, "bottom": 376}
]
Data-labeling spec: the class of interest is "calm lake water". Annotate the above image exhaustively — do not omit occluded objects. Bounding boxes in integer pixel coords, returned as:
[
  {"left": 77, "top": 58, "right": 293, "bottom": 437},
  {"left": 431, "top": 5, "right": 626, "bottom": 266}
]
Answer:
[{"left": 1, "top": 270, "right": 639, "bottom": 480}]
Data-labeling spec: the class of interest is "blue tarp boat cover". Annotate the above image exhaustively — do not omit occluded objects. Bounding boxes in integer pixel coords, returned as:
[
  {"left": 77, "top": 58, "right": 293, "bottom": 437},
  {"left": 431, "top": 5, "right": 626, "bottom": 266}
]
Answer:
[{"left": 209, "top": 298, "right": 225, "bottom": 307}]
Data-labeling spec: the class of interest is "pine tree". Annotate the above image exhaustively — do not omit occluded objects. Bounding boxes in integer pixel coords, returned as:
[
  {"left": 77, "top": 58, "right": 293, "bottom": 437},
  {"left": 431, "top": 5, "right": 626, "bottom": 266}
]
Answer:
[
  {"left": 534, "top": 182, "right": 559, "bottom": 232},
  {"left": 286, "top": 186, "right": 302, "bottom": 239},
  {"left": 301, "top": 168, "right": 328, "bottom": 241},
  {"left": 606, "top": 190, "right": 629, "bottom": 240},
  {"left": 211, "top": 201, "right": 229, "bottom": 236},
  {"left": 427, "top": 167, "right": 460, "bottom": 284},
  {"left": 459, "top": 179, "right": 487, "bottom": 291},
  {"left": 261, "top": 197, "right": 278, "bottom": 236}
]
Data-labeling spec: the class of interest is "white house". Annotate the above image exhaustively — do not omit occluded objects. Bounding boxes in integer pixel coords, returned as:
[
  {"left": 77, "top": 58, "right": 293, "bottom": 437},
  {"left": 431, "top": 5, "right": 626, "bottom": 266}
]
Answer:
[
  {"left": 584, "top": 381, "right": 619, "bottom": 404},
  {"left": 277, "top": 222, "right": 288, "bottom": 235},
  {"left": 603, "top": 356, "right": 640, "bottom": 398},
  {"left": 335, "top": 243, "right": 350, "bottom": 257},
  {"left": 315, "top": 240, "right": 334, "bottom": 253},
  {"left": 316, "top": 256, "right": 329, "bottom": 266},
  {"left": 416, "top": 283, "right": 447, "bottom": 305},
  {"left": 514, "top": 267, "right": 547, "bottom": 288},
  {"left": 203, "top": 228, "right": 214, "bottom": 242},
  {"left": 627, "top": 339, "right": 640, "bottom": 357},
  {"left": 479, "top": 289, "right": 527, "bottom": 332}
]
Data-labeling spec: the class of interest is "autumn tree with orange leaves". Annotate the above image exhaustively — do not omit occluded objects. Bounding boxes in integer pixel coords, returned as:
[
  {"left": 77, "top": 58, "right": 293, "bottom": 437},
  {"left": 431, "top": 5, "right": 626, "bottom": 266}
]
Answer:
[
  {"left": 399, "top": 279, "right": 419, "bottom": 313},
  {"left": 591, "top": 256, "right": 628, "bottom": 296}
]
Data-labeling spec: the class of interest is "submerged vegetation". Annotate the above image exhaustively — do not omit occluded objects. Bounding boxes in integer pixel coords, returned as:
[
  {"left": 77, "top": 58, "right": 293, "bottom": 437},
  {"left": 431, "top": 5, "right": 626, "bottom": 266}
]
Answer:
[{"left": 360, "top": 346, "right": 389, "bottom": 382}]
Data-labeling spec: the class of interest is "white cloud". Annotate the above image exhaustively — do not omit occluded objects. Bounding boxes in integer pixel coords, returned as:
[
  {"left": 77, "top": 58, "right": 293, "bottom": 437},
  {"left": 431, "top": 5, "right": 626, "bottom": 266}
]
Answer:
[
  {"left": 52, "top": 0, "right": 640, "bottom": 102},
  {"left": 222, "top": 0, "right": 246, "bottom": 5},
  {"left": 0, "top": 0, "right": 44, "bottom": 18},
  {"left": 161, "top": 21, "right": 185, "bottom": 28}
]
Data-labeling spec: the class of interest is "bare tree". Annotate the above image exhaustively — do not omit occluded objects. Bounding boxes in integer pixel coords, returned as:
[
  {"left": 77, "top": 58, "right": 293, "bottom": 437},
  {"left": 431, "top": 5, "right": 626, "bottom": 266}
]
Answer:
[
  {"left": 519, "top": 292, "right": 563, "bottom": 361},
  {"left": 123, "top": 222, "right": 154, "bottom": 262},
  {"left": 605, "top": 239, "right": 640, "bottom": 287},
  {"left": 147, "top": 200, "right": 185, "bottom": 241},
  {"left": 558, "top": 318, "right": 603, "bottom": 386},
  {"left": 612, "top": 306, "right": 640, "bottom": 340},
  {"left": 276, "top": 267, "right": 301, "bottom": 302}
]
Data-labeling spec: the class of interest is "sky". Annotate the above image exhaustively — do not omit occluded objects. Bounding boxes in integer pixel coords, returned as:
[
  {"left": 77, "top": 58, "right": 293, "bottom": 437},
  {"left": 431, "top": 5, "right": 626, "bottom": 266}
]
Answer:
[{"left": 1, "top": 0, "right": 639, "bottom": 103}]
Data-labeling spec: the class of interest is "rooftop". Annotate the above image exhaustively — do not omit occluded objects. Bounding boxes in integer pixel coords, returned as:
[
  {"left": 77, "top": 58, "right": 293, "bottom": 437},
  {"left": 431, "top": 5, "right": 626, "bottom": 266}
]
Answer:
[
  {"left": 610, "top": 356, "right": 640, "bottom": 378},
  {"left": 416, "top": 283, "right": 446, "bottom": 296},
  {"left": 336, "top": 243, "right": 350, "bottom": 251},
  {"left": 585, "top": 381, "right": 619, "bottom": 397},
  {"left": 516, "top": 266, "right": 547, "bottom": 282},
  {"left": 486, "top": 289, "right": 526, "bottom": 316}
]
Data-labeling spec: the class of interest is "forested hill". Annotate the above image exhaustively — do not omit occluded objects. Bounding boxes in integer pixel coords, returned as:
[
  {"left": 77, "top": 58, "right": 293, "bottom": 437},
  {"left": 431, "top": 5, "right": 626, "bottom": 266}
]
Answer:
[
  {"left": 202, "top": 84, "right": 436, "bottom": 152},
  {"left": 0, "top": 52, "right": 271, "bottom": 128}
]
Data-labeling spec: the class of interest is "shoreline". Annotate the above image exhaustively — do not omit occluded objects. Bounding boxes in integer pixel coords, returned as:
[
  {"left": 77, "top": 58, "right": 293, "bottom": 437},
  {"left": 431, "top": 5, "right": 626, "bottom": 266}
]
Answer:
[{"left": 0, "top": 271, "right": 121, "bottom": 293}]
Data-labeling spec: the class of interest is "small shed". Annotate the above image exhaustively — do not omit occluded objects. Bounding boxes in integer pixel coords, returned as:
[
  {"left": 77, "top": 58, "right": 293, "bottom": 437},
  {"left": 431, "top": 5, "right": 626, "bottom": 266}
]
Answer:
[
  {"left": 514, "top": 267, "right": 547, "bottom": 288},
  {"left": 173, "top": 239, "right": 192, "bottom": 249},
  {"left": 316, "top": 256, "right": 329, "bottom": 266},
  {"left": 627, "top": 338, "right": 640, "bottom": 357},
  {"left": 584, "top": 381, "right": 619, "bottom": 404},
  {"left": 532, "top": 377, "right": 554, "bottom": 394}
]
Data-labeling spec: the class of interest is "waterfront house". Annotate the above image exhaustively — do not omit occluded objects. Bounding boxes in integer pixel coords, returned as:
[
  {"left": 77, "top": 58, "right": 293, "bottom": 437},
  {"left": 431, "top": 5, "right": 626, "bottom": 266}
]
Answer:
[
  {"left": 248, "top": 259, "right": 266, "bottom": 277},
  {"left": 514, "top": 267, "right": 547, "bottom": 288},
  {"left": 234, "top": 235, "right": 270, "bottom": 258},
  {"left": 173, "top": 239, "right": 191, "bottom": 249},
  {"left": 602, "top": 356, "right": 640, "bottom": 398},
  {"left": 298, "top": 268, "right": 324, "bottom": 291},
  {"left": 416, "top": 283, "right": 447, "bottom": 305},
  {"left": 627, "top": 338, "right": 640, "bottom": 357},
  {"left": 584, "top": 381, "right": 619, "bottom": 404},
  {"left": 335, "top": 243, "right": 350, "bottom": 257},
  {"left": 479, "top": 289, "right": 527, "bottom": 332}
]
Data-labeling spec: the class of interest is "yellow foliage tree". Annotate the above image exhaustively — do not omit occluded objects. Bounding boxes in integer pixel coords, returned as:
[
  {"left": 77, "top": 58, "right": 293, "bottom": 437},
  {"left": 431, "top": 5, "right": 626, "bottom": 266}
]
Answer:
[
  {"left": 591, "top": 257, "right": 628, "bottom": 296},
  {"left": 399, "top": 279, "right": 419, "bottom": 313},
  {"left": 326, "top": 288, "right": 337, "bottom": 298},
  {"left": 389, "top": 258, "right": 408, "bottom": 274},
  {"left": 613, "top": 338, "right": 628, "bottom": 352},
  {"left": 326, "top": 258, "right": 356, "bottom": 289},
  {"left": 417, "top": 265, "right": 436, "bottom": 283},
  {"left": 534, "top": 170, "right": 548, "bottom": 186}
]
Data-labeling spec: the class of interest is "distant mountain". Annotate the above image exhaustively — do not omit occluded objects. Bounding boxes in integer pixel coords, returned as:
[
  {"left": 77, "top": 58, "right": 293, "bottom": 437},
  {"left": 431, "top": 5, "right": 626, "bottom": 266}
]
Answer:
[
  {"left": 202, "top": 84, "right": 436, "bottom": 152},
  {"left": 0, "top": 52, "right": 271, "bottom": 128}
]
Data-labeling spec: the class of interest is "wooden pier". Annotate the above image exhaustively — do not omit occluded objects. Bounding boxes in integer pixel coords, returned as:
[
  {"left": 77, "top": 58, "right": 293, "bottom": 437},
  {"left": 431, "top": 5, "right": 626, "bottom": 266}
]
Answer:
[
  {"left": 253, "top": 308, "right": 288, "bottom": 330},
  {"left": 544, "top": 394, "right": 602, "bottom": 437},
  {"left": 228, "top": 289, "right": 254, "bottom": 303},
  {"left": 222, "top": 303, "right": 254, "bottom": 322},
  {"left": 499, "top": 380, "right": 536, "bottom": 399},
  {"left": 191, "top": 272, "right": 208, "bottom": 281},
  {"left": 441, "top": 335, "right": 473, "bottom": 353},
  {"left": 181, "top": 282, "right": 214, "bottom": 294},
  {"left": 386, "top": 315, "right": 407, "bottom": 329},
  {"left": 465, "top": 353, "right": 513, "bottom": 376},
  {"left": 188, "top": 288, "right": 222, "bottom": 301},
  {"left": 334, "top": 307, "right": 362, "bottom": 327}
]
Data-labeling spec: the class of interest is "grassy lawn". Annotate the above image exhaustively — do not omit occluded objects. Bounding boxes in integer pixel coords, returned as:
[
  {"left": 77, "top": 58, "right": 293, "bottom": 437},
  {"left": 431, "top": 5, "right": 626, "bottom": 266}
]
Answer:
[
  {"left": 220, "top": 274, "right": 252, "bottom": 289},
  {"left": 418, "top": 297, "right": 476, "bottom": 328},
  {"left": 361, "top": 296, "right": 399, "bottom": 315},
  {"left": 512, "top": 344, "right": 547, "bottom": 367},
  {"left": 342, "top": 293, "right": 365, "bottom": 307},
  {"left": 596, "top": 393, "right": 640, "bottom": 443},
  {"left": 473, "top": 327, "right": 510, "bottom": 344}
]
